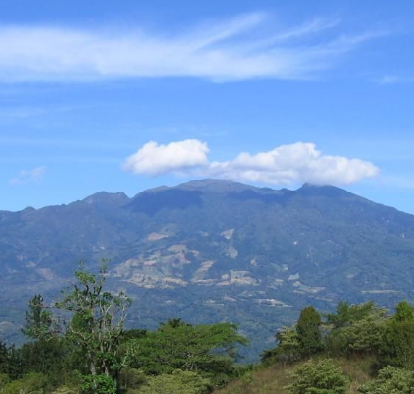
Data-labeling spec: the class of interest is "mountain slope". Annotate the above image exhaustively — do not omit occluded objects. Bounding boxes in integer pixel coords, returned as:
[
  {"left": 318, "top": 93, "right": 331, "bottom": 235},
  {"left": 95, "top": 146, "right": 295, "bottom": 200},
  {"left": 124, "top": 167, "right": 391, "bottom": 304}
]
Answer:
[{"left": 1, "top": 179, "right": 414, "bottom": 360}]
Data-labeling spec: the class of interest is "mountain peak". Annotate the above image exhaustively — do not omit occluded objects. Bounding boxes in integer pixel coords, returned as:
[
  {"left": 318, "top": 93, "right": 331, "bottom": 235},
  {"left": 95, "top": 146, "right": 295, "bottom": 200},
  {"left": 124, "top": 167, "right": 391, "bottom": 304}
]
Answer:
[
  {"left": 82, "top": 191, "right": 129, "bottom": 205},
  {"left": 175, "top": 179, "right": 259, "bottom": 193}
]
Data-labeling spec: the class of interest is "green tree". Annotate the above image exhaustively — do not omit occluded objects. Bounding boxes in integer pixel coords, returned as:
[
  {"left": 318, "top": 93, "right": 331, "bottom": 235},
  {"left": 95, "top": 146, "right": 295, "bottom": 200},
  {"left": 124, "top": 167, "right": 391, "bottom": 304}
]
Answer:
[
  {"left": 325, "top": 302, "right": 388, "bottom": 357},
  {"left": 127, "top": 321, "right": 246, "bottom": 385},
  {"left": 381, "top": 301, "right": 414, "bottom": 369},
  {"left": 296, "top": 306, "right": 323, "bottom": 357},
  {"left": 22, "top": 294, "right": 54, "bottom": 341},
  {"left": 56, "top": 262, "right": 131, "bottom": 394},
  {"left": 286, "top": 359, "right": 348, "bottom": 394},
  {"left": 0, "top": 341, "right": 8, "bottom": 373},
  {"left": 261, "top": 326, "right": 302, "bottom": 365},
  {"left": 358, "top": 366, "right": 414, "bottom": 394}
]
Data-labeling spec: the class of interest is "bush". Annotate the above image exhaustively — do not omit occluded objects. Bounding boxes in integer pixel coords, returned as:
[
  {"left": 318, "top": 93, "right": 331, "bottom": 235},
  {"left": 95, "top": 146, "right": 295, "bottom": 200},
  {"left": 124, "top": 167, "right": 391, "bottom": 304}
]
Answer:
[
  {"left": 0, "top": 372, "right": 11, "bottom": 387},
  {"left": 118, "top": 367, "right": 146, "bottom": 391},
  {"left": 2, "top": 372, "right": 48, "bottom": 394},
  {"left": 80, "top": 374, "right": 117, "bottom": 394},
  {"left": 285, "top": 359, "right": 348, "bottom": 394},
  {"left": 358, "top": 366, "right": 414, "bottom": 394},
  {"left": 139, "top": 370, "right": 211, "bottom": 394}
]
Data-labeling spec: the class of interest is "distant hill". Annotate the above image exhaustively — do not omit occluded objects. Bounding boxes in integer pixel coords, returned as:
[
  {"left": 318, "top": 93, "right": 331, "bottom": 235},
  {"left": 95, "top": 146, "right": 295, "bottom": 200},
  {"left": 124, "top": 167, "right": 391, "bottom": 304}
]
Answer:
[{"left": 1, "top": 179, "right": 414, "bottom": 360}]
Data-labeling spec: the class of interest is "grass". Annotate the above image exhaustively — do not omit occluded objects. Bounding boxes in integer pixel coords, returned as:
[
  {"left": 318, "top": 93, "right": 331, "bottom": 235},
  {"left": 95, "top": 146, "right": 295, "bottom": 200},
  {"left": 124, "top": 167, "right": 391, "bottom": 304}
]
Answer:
[{"left": 214, "top": 356, "right": 376, "bottom": 394}]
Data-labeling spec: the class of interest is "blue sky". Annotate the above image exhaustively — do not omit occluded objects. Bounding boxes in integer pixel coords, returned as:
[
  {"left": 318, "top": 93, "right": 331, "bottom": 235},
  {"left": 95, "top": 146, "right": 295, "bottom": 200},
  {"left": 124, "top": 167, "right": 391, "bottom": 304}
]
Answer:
[{"left": 1, "top": 0, "right": 414, "bottom": 213}]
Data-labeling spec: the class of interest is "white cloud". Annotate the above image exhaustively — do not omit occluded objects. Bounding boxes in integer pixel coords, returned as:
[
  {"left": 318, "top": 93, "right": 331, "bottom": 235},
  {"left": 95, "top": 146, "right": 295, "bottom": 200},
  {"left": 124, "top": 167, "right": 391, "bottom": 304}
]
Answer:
[
  {"left": 123, "top": 140, "right": 379, "bottom": 186},
  {"left": 0, "top": 15, "right": 384, "bottom": 82},
  {"left": 10, "top": 166, "right": 47, "bottom": 185},
  {"left": 123, "top": 140, "right": 209, "bottom": 176}
]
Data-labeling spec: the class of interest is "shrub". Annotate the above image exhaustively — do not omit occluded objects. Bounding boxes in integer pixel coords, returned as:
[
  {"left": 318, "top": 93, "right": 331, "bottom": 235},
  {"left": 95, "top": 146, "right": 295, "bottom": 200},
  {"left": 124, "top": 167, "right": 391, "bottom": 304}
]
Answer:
[
  {"left": 358, "top": 366, "right": 414, "bottom": 394},
  {"left": 285, "top": 359, "right": 348, "bottom": 394},
  {"left": 2, "top": 372, "right": 48, "bottom": 394},
  {"left": 139, "top": 370, "right": 211, "bottom": 394}
]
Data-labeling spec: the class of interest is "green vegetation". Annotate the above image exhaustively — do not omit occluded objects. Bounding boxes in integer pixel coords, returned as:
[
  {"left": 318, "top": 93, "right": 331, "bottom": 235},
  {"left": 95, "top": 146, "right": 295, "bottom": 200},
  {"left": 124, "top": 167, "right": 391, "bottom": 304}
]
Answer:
[
  {"left": 286, "top": 359, "right": 348, "bottom": 394},
  {"left": 0, "top": 262, "right": 247, "bottom": 393},
  {"left": 2, "top": 262, "right": 414, "bottom": 393}
]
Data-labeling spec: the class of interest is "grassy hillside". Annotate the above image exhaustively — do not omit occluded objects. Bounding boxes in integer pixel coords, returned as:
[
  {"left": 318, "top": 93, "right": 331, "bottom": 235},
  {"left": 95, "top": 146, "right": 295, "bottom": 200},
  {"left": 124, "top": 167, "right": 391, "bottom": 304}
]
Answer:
[{"left": 214, "top": 356, "right": 376, "bottom": 394}]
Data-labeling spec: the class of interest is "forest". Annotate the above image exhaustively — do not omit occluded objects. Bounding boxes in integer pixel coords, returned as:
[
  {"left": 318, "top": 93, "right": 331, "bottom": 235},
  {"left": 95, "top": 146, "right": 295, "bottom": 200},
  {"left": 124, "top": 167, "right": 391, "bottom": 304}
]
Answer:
[{"left": 1, "top": 263, "right": 414, "bottom": 394}]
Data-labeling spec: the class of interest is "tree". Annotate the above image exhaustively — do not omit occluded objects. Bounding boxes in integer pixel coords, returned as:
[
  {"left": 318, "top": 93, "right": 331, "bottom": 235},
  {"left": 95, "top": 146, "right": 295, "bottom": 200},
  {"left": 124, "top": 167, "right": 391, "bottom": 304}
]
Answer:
[
  {"left": 325, "top": 301, "right": 388, "bottom": 357},
  {"left": 0, "top": 341, "right": 8, "bottom": 374},
  {"left": 296, "top": 306, "right": 323, "bottom": 357},
  {"left": 22, "top": 294, "right": 53, "bottom": 341},
  {"left": 56, "top": 261, "right": 131, "bottom": 394},
  {"left": 261, "top": 326, "right": 302, "bottom": 365},
  {"left": 380, "top": 301, "right": 414, "bottom": 369},
  {"left": 286, "top": 359, "right": 348, "bottom": 394},
  {"left": 126, "top": 320, "right": 246, "bottom": 385}
]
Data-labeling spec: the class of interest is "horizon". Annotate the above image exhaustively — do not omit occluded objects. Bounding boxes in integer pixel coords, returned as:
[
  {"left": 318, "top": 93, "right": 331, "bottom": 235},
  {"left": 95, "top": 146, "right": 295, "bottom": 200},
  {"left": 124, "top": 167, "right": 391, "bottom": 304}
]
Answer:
[
  {"left": 1, "top": 0, "right": 414, "bottom": 214},
  {"left": 3, "top": 178, "right": 412, "bottom": 217}
]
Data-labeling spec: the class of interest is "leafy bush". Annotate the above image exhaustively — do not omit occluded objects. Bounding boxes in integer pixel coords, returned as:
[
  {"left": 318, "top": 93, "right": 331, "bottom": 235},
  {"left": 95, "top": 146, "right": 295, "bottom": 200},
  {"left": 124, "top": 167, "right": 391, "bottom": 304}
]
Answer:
[
  {"left": 2, "top": 372, "right": 48, "bottom": 394},
  {"left": 285, "top": 359, "right": 348, "bottom": 394},
  {"left": 80, "top": 374, "right": 117, "bottom": 394},
  {"left": 139, "top": 370, "right": 211, "bottom": 394},
  {"left": 358, "top": 366, "right": 414, "bottom": 394},
  {"left": 118, "top": 367, "right": 146, "bottom": 390},
  {"left": 0, "top": 372, "right": 11, "bottom": 387}
]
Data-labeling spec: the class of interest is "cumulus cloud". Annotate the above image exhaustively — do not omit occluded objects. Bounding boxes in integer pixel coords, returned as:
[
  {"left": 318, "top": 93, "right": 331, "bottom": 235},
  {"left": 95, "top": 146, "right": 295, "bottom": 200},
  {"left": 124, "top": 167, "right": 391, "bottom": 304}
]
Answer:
[
  {"left": 123, "top": 140, "right": 379, "bottom": 186},
  {"left": 0, "top": 14, "right": 384, "bottom": 82},
  {"left": 10, "top": 166, "right": 47, "bottom": 185},
  {"left": 123, "top": 140, "right": 209, "bottom": 176}
]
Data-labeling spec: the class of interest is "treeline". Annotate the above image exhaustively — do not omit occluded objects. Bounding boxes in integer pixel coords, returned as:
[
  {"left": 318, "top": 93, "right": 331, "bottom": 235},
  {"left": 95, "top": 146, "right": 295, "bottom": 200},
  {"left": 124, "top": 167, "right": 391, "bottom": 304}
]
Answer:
[
  {"left": 1, "top": 263, "right": 414, "bottom": 394},
  {"left": 0, "top": 264, "right": 247, "bottom": 394}
]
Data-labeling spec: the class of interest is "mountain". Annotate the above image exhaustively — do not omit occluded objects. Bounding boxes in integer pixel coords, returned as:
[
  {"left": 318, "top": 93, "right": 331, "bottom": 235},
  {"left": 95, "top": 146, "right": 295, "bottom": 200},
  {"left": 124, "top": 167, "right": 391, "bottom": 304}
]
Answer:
[{"left": 1, "top": 179, "right": 414, "bottom": 360}]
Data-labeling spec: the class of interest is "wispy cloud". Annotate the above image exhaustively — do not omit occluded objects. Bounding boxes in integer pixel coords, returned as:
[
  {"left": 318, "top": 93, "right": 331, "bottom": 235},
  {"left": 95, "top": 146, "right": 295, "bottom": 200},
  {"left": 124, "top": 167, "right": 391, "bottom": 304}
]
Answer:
[
  {"left": 9, "top": 166, "right": 47, "bottom": 185},
  {"left": 376, "top": 75, "right": 414, "bottom": 85},
  {"left": 123, "top": 140, "right": 379, "bottom": 186},
  {"left": 0, "top": 14, "right": 384, "bottom": 82}
]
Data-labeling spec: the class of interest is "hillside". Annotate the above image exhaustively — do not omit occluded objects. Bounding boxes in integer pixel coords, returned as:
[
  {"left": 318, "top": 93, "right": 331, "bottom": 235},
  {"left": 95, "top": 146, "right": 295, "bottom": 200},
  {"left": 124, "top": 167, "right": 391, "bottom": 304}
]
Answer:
[{"left": 1, "top": 179, "right": 414, "bottom": 359}]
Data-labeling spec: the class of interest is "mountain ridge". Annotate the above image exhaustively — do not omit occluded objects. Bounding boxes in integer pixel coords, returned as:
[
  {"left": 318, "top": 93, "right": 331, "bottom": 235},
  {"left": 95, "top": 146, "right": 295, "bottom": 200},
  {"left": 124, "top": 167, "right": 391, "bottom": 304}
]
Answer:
[{"left": 1, "top": 179, "right": 414, "bottom": 361}]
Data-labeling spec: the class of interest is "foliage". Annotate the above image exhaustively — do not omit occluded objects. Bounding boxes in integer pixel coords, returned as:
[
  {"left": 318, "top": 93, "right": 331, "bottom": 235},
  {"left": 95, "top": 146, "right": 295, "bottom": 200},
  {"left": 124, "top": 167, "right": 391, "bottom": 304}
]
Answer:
[
  {"left": 80, "top": 373, "right": 117, "bottom": 394},
  {"left": 118, "top": 367, "right": 146, "bottom": 391},
  {"left": 127, "top": 320, "right": 246, "bottom": 385},
  {"left": 22, "top": 294, "right": 54, "bottom": 341},
  {"left": 56, "top": 261, "right": 131, "bottom": 388},
  {"left": 263, "top": 306, "right": 323, "bottom": 365},
  {"left": 285, "top": 359, "right": 348, "bottom": 394},
  {"left": 139, "top": 370, "right": 211, "bottom": 394},
  {"left": 380, "top": 301, "right": 414, "bottom": 369},
  {"left": 296, "top": 306, "right": 324, "bottom": 357},
  {"left": 1, "top": 372, "right": 48, "bottom": 394},
  {"left": 325, "top": 302, "right": 388, "bottom": 357},
  {"left": 261, "top": 326, "right": 302, "bottom": 365},
  {"left": 20, "top": 338, "right": 69, "bottom": 378},
  {"left": 358, "top": 366, "right": 414, "bottom": 394},
  {"left": 0, "top": 372, "right": 11, "bottom": 387}
]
